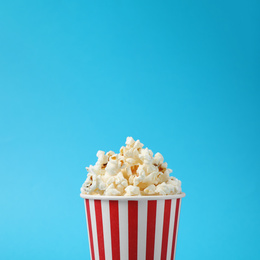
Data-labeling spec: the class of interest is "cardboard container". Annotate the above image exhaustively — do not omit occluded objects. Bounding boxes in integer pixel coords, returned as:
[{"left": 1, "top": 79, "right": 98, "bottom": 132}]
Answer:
[{"left": 80, "top": 193, "right": 185, "bottom": 260}]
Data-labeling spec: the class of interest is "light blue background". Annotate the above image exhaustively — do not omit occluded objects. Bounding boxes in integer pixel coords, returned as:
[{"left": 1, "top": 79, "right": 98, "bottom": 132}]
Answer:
[{"left": 0, "top": 1, "right": 259, "bottom": 259}]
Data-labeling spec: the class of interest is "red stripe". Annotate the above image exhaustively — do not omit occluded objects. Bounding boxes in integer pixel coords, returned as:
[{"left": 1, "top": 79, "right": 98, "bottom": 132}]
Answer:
[
  {"left": 161, "top": 200, "right": 172, "bottom": 260},
  {"left": 94, "top": 200, "right": 105, "bottom": 260},
  {"left": 170, "top": 199, "right": 180, "bottom": 260},
  {"left": 128, "top": 201, "right": 138, "bottom": 260},
  {"left": 85, "top": 199, "right": 95, "bottom": 260},
  {"left": 146, "top": 200, "right": 157, "bottom": 260},
  {"left": 109, "top": 201, "right": 120, "bottom": 260}
]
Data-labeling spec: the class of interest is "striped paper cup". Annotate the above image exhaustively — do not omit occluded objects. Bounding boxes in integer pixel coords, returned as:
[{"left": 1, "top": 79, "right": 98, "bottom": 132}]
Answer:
[{"left": 80, "top": 193, "right": 185, "bottom": 260}]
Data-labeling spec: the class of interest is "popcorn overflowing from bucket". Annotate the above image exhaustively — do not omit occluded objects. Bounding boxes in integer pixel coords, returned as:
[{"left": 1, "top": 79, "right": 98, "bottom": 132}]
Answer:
[{"left": 81, "top": 137, "right": 182, "bottom": 196}]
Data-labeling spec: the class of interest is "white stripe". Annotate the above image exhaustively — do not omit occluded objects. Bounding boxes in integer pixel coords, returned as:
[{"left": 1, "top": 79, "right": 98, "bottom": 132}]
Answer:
[
  {"left": 119, "top": 200, "right": 128, "bottom": 260},
  {"left": 84, "top": 200, "right": 92, "bottom": 258},
  {"left": 89, "top": 199, "right": 99, "bottom": 260},
  {"left": 154, "top": 199, "right": 165, "bottom": 259},
  {"left": 166, "top": 199, "right": 177, "bottom": 260},
  {"left": 173, "top": 199, "right": 182, "bottom": 260},
  {"left": 138, "top": 200, "right": 147, "bottom": 260},
  {"left": 101, "top": 200, "right": 112, "bottom": 260}
]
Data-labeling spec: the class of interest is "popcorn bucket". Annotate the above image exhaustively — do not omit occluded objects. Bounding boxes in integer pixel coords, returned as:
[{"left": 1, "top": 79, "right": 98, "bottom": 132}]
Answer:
[{"left": 80, "top": 193, "right": 185, "bottom": 260}]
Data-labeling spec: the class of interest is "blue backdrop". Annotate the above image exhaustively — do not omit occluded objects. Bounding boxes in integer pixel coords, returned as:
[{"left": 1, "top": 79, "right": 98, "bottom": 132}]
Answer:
[{"left": 0, "top": 1, "right": 259, "bottom": 259}]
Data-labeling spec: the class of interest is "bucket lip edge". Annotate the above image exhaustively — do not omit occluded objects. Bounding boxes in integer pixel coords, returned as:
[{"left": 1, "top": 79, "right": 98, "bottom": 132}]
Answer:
[{"left": 80, "top": 192, "right": 186, "bottom": 200}]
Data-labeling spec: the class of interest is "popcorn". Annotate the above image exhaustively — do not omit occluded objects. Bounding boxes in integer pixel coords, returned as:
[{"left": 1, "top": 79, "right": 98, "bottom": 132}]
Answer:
[
  {"left": 126, "top": 137, "right": 135, "bottom": 146},
  {"left": 155, "top": 183, "right": 171, "bottom": 195},
  {"left": 125, "top": 166, "right": 133, "bottom": 177},
  {"left": 164, "top": 168, "right": 173, "bottom": 176},
  {"left": 168, "top": 177, "right": 182, "bottom": 193},
  {"left": 139, "top": 148, "right": 152, "bottom": 161},
  {"left": 106, "top": 159, "right": 119, "bottom": 176},
  {"left": 161, "top": 162, "right": 168, "bottom": 168},
  {"left": 128, "top": 175, "right": 135, "bottom": 185},
  {"left": 144, "top": 184, "right": 156, "bottom": 194},
  {"left": 81, "top": 174, "right": 106, "bottom": 194},
  {"left": 154, "top": 152, "right": 164, "bottom": 165},
  {"left": 125, "top": 185, "right": 140, "bottom": 196},
  {"left": 86, "top": 165, "right": 99, "bottom": 175},
  {"left": 115, "top": 172, "right": 128, "bottom": 188},
  {"left": 81, "top": 137, "right": 182, "bottom": 196},
  {"left": 126, "top": 158, "right": 135, "bottom": 164},
  {"left": 142, "top": 171, "right": 159, "bottom": 185},
  {"left": 133, "top": 170, "right": 146, "bottom": 186},
  {"left": 104, "top": 183, "right": 121, "bottom": 196},
  {"left": 133, "top": 140, "right": 144, "bottom": 149},
  {"left": 106, "top": 151, "right": 115, "bottom": 157}
]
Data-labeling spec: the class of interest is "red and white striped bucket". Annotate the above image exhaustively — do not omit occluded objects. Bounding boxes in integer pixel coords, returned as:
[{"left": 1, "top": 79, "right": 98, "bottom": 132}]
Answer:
[{"left": 80, "top": 193, "right": 185, "bottom": 260}]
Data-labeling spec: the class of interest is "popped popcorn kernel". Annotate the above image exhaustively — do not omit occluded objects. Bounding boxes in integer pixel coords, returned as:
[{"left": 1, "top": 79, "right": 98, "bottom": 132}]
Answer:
[
  {"left": 125, "top": 185, "right": 140, "bottom": 196},
  {"left": 81, "top": 137, "right": 182, "bottom": 196}
]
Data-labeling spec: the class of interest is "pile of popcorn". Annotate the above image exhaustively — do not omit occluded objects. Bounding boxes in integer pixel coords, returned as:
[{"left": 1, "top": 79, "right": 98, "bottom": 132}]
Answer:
[{"left": 81, "top": 137, "right": 182, "bottom": 196}]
